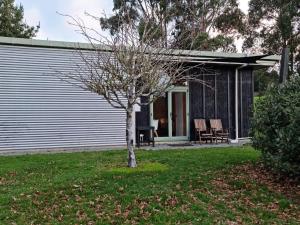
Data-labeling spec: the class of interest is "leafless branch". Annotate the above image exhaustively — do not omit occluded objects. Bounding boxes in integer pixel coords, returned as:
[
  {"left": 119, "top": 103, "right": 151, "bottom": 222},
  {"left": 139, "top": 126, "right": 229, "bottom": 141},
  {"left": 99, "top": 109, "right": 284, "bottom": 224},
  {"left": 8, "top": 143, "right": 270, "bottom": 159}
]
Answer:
[{"left": 56, "top": 11, "right": 215, "bottom": 113}]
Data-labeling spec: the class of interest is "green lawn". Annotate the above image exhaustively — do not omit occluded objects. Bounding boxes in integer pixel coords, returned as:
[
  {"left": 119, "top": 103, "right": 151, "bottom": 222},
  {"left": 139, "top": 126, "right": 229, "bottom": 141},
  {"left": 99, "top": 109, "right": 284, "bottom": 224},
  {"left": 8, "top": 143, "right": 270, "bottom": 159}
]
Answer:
[{"left": 0, "top": 147, "right": 299, "bottom": 225}]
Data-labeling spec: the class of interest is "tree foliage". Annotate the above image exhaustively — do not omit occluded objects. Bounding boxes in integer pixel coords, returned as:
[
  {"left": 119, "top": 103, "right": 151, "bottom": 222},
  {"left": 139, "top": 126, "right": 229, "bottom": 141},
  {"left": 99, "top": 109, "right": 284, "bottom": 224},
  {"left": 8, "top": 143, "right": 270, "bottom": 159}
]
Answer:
[
  {"left": 244, "top": 0, "right": 300, "bottom": 75},
  {"left": 254, "top": 69, "right": 279, "bottom": 96},
  {"left": 0, "top": 0, "right": 39, "bottom": 38},
  {"left": 171, "top": 0, "right": 245, "bottom": 51},
  {"left": 100, "top": 0, "right": 245, "bottom": 52},
  {"left": 251, "top": 76, "right": 300, "bottom": 178},
  {"left": 100, "top": 0, "right": 171, "bottom": 47}
]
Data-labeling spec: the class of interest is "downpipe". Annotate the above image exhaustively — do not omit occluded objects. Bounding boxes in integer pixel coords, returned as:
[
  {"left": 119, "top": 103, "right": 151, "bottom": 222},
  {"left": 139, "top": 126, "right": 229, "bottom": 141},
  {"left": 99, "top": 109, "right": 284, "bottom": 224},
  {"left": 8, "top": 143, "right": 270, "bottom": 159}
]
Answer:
[{"left": 231, "top": 64, "right": 248, "bottom": 144}]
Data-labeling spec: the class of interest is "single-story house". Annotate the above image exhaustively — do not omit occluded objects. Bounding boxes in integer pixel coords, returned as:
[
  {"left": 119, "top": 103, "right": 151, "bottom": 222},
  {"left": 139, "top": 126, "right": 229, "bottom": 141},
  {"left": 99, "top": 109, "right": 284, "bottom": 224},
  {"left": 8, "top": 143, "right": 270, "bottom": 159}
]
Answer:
[{"left": 0, "top": 37, "right": 280, "bottom": 153}]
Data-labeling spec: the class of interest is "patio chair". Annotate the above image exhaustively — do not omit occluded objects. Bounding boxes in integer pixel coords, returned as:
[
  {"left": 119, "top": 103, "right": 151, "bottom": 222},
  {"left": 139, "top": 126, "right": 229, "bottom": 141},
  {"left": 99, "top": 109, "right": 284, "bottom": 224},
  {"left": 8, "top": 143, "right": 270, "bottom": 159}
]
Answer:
[
  {"left": 153, "top": 119, "right": 159, "bottom": 137},
  {"left": 194, "top": 119, "right": 214, "bottom": 144},
  {"left": 209, "top": 119, "right": 230, "bottom": 143}
]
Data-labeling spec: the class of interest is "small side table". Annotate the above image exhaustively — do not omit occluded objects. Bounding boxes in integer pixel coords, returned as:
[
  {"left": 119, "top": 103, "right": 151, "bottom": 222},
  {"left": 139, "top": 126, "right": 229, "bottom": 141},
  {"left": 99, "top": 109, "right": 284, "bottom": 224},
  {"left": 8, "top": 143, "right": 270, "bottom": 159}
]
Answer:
[{"left": 136, "top": 126, "right": 155, "bottom": 147}]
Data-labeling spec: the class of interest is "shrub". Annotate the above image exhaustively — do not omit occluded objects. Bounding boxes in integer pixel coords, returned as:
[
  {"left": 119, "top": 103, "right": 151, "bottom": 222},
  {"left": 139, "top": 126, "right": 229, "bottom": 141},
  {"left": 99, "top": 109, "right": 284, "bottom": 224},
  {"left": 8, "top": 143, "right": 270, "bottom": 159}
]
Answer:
[{"left": 251, "top": 76, "right": 300, "bottom": 178}]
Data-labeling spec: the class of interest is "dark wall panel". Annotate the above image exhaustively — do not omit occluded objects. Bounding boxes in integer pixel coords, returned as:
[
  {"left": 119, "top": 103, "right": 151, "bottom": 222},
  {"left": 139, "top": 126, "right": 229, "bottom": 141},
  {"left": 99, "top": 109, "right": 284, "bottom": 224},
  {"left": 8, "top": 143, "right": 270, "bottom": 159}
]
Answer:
[
  {"left": 135, "top": 96, "right": 151, "bottom": 142},
  {"left": 215, "top": 67, "right": 235, "bottom": 138},
  {"left": 229, "top": 69, "right": 236, "bottom": 138},
  {"left": 135, "top": 96, "right": 150, "bottom": 127},
  {"left": 189, "top": 74, "right": 205, "bottom": 140},
  {"left": 216, "top": 69, "right": 229, "bottom": 130},
  {"left": 189, "top": 66, "right": 237, "bottom": 141},
  {"left": 204, "top": 75, "right": 216, "bottom": 119},
  {"left": 189, "top": 66, "right": 254, "bottom": 140},
  {"left": 239, "top": 69, "right": 254, "bottom": 137}
]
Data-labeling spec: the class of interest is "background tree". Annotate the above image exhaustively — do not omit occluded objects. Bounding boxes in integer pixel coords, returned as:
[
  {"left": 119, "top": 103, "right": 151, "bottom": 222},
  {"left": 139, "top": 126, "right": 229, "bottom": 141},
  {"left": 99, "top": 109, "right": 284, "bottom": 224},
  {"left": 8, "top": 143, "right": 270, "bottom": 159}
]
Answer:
[
  {"left": 244, "top": 0, "right": 300, "bottom": 75},
  {"left": 170, "top": 0, "right": 245, "bottom": 51},
  {"left": 64, "top": 12, "right": 208, "bottom": 168},
  {"left": 254, "top": 69, "right": 279, "bottom": 96},
  {"left": 101, "top": 0, "right": 245, "bottom": 52},
  {"left": 0, "top": 0, "right": 39, "bottom": 38},
  {"left": 100, "top": 0, "right": 172, "bottom": 47}
]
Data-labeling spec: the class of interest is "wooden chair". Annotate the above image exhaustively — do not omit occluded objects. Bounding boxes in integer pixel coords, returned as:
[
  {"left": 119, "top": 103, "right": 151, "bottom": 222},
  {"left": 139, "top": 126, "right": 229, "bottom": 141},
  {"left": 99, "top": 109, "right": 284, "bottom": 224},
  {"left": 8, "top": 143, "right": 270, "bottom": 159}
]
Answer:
[
  {"left": 209, "top": 119, "right": 230, "bottom": 143},
  {"left": 194, "top": 119, "right": 214, "bottom": 144}
]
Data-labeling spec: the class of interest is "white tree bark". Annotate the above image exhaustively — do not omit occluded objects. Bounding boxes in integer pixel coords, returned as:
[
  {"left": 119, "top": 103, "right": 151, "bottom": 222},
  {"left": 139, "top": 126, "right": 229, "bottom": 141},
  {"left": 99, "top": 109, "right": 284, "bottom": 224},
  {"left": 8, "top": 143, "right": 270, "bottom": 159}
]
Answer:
[{"left": 126, "top": 107, "right": 137, "bottom": 168}]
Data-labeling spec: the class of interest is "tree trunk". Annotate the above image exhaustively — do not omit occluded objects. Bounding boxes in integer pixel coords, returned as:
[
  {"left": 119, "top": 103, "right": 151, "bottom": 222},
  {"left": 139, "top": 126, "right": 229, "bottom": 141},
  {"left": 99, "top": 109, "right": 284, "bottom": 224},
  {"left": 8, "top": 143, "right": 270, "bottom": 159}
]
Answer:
[
  {"left": 290, "top": 51, "right": 294, "bottom": 77},
  {"left": 126, "top": 108, "right": 137, "bottom": 168}
]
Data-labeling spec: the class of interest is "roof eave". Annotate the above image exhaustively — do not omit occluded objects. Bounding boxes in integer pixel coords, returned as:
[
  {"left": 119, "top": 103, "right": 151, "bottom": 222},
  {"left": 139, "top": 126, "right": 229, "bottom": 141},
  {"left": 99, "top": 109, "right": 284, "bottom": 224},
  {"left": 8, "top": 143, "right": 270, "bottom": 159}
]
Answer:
[{"left": 0, "top": 36, "right": 280, "bottom": 66}]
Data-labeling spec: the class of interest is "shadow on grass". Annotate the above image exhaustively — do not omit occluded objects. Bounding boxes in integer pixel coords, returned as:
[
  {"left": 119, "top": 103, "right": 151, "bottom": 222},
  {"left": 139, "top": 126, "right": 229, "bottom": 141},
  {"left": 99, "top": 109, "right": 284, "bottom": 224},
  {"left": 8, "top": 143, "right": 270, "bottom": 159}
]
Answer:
[{"left": 108, "top": 162, "right": 169, "bottom": 174}]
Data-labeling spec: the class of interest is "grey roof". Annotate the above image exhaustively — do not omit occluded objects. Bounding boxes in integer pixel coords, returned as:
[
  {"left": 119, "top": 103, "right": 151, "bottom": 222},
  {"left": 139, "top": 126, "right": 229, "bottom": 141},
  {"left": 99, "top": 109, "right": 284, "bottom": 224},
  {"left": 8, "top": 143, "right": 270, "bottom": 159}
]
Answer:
[{"left": 0, "top": 36, "right": 280, "bottom": 67}]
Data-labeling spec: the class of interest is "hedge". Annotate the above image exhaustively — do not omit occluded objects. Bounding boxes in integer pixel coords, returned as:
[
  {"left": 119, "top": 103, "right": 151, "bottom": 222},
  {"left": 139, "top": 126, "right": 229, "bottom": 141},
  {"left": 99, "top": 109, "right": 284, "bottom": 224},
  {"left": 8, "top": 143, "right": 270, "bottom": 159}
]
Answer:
[{"left": 251, "top": 76, "right": 300, "bottom": 178}]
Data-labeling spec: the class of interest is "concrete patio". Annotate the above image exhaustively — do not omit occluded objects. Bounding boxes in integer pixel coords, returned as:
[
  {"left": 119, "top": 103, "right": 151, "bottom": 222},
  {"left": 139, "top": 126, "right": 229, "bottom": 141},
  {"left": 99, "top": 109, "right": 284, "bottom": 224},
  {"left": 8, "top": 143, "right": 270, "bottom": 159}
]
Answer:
[{"left": 139, "top": 139, "right": 251, "bottom": 151}]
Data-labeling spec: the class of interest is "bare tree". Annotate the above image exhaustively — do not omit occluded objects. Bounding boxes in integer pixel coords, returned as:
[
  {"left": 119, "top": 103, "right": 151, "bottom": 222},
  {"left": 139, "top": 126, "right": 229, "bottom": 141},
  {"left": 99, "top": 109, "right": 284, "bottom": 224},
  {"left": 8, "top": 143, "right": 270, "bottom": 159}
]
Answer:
[{"left": 61, "top": 12, "right": 209, "bottom": 168}]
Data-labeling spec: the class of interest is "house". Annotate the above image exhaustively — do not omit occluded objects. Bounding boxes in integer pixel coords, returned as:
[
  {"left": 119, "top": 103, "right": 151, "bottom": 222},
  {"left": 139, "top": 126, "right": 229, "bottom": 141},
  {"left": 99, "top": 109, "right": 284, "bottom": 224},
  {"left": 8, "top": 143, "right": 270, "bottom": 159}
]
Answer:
[{"left": 0, "top": 37, "right": 280, "bottom": 153}]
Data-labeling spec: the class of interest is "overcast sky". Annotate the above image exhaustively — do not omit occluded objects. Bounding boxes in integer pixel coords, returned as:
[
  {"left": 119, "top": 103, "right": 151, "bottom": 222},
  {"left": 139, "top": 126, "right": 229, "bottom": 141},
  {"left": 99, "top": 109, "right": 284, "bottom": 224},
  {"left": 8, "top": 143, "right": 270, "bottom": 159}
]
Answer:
[{"left": 16, "top": 0, "right": 250, "bottom": 51}]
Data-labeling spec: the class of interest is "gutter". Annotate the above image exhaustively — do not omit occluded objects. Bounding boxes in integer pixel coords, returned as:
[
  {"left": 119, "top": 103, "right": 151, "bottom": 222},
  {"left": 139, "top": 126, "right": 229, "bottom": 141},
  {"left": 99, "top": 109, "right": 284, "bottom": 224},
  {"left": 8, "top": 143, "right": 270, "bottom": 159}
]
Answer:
[
  {"left": 169, "top": 58, "right": 277, "bottom": 67},
  {"left": 231, "top": 64, "right": 248, "bottom": 144}
]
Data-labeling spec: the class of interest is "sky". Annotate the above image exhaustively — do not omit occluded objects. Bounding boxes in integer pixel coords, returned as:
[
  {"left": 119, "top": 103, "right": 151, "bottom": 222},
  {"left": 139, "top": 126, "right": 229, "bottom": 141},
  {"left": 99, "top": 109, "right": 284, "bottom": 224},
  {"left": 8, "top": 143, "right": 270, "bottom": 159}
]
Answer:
[{"left": 16, "top": 0, "right": 250, "bottom": 51}]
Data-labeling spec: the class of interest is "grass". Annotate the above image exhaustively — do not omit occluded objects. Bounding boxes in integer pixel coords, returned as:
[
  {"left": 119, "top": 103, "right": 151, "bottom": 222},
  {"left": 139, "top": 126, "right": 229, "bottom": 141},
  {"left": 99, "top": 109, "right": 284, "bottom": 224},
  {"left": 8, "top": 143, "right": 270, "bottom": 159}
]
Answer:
[{"left": 0, "top": 146, "right": 299, "bottom": 224}]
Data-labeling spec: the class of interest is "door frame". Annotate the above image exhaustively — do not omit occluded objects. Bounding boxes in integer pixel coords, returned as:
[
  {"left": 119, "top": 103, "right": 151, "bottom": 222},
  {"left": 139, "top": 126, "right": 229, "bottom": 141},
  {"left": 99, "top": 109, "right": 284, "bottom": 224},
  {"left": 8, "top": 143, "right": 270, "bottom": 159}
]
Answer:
[{"left": 150, "top": 86, "right": 190, "bottom": 142}]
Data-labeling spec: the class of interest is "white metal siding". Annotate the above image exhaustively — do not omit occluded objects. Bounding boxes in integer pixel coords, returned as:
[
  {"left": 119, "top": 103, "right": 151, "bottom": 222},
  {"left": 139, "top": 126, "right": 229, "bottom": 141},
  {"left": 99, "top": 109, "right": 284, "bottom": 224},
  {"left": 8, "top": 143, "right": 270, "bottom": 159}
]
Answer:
[{"left": 0, "top": 45, "right": 126, "bottom": 151}]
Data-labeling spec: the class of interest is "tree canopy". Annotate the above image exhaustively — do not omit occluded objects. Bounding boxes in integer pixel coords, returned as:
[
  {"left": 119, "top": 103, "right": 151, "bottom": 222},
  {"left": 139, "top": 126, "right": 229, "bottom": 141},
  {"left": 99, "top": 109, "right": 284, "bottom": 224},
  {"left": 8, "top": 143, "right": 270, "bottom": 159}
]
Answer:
[
  {"left": 0, "top": 0, "right": 39, "bottom": 38},
  {"left": 170, "top": 0, "right": 245, "bottom": 51},
  {"left": 244, "top": 0, "right": 300, "bottom": 75},
  {"left": 100, "top": 0, "right": 245, "bottom": 52}
]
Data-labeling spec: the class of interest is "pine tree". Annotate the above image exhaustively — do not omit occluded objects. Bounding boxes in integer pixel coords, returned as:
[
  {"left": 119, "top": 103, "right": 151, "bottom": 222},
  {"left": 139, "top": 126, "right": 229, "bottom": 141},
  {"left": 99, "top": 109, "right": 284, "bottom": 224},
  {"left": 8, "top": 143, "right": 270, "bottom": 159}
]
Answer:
[{"left": 0, "top": 0, "right": 39, "bottom": 38}]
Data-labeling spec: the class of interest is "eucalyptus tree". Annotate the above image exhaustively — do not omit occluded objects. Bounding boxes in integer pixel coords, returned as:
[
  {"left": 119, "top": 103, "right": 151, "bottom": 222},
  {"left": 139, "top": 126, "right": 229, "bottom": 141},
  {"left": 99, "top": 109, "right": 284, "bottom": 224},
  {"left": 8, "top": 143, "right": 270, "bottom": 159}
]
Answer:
[
  {"left": 100, "top": 0, "right": 173, "bottom": 47},
  {"left": 100, "top": 0, "right": 245, "bottom": 52},
  {"left": 244, "top": 0, "right": 300, "bottom": 75},
  {"left": 170, "top": 0, "right": 245, "bottom": 51}
]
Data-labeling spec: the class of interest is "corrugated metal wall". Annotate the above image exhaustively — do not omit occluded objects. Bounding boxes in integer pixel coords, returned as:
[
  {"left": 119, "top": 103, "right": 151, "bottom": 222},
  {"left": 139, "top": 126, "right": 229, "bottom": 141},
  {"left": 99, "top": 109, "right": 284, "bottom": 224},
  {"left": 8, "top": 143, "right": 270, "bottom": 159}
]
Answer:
[{"left": 0, "top": 44, "right": 126, "bottom": 152}]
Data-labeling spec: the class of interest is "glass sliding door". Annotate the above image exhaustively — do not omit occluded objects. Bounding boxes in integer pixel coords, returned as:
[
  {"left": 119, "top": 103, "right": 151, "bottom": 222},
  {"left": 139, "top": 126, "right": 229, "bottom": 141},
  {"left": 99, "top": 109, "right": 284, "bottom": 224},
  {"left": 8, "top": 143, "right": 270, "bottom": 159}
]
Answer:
[
  {"left": 150, "top": 86, "right": 189, "bottom": 142},
  {"left": 153, "top": 94, "right": 169, "bottom": 137},
  {"left": 171, "top": 92, "right": 187, "bottom": 137}
]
